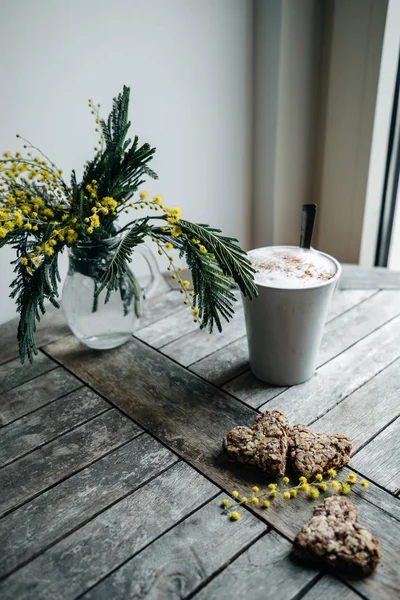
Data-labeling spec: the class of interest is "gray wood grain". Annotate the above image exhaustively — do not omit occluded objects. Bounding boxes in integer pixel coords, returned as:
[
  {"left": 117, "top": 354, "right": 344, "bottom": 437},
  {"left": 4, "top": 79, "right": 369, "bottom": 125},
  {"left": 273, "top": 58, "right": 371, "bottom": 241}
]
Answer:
[
  {"left": 224, "top": 292, "right": 400, "bottom": 409},
  {"left": 327, "top": 289, "right": 377, "bottom": 321},
  {"left": 223, "top": 369, "right": 283, "bottom": 409},
  {"left": 318, "top": 290, "right": 400, "bottom": 366},
  {"left": 190, "top": 290, "right": 375, "bottom": 386},
  {"left": 190, "top": 291, "right": 378, "bottom": 386},
  {"left": 136, "top": 290, "right": 185, "bottom": 330},
  {"left": 351, "top": 416, "right": 400, "bottom": 494},
  {"left": 162, "top": 308, "right": 246, "bottom": 367},
  {"left": 340, "top": 264, "right": 400, "bottom": 289},
  {"left": 303, "top": 576, "right": 363, "bottom": 600},
  {"left": 0, "top": 388, "right": 109, "bottom": 468},
  {"left": 0, "top": 367, "right": 82, "bottom": 426},
  {"left": 45, "top": 335, "right": 400, "bottom": 599},
  {"left": 0, "top": 351, "right": 56, "bottom": 395},
  {"left": 0, "top": 435, "right": 177, "bottom": 579},
  {"left": 260, "top": 315, "right": 400, "bottom": 423},
  {"left": 0, "top": 305, "right": 69, "bottom": 366},
  {"left": 0, "top": 410, "right": 141, "bottom": 517},
  {"left": 0, "top": 462, "right": 217, "bottom": 600},
  {"left": 191, "top": 336, "right": 249, "bottom": 386},
  {"left": 348, "top": 491, "right": 400, "bottom": 599},
  {"left": 135, "top": 307, "right": 200, "bottom": 348},
  {"left": 193, "top": 530, "right": 318, "bottom": 600},
  {"left": 241, "top": 467, "right": 400, "bottom": 600},
  {"left": 45, "top": 334, "right": 259, "bottom": 490},
  {"left": 311, "top": 357, "right": 400, "bottom": 452},
  {"left": 0, "top": 282, "right": 174, "bottom": 367},
  {"left": 80, "top": 493, "right": 266, "bottom": 600}
]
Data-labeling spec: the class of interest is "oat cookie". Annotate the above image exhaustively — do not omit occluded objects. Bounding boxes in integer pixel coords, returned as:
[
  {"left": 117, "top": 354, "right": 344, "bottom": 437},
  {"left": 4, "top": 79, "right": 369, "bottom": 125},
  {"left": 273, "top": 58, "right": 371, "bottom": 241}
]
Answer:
[
  {"left": 223, "top": 410, "right": 289, "bottom": 477},
  {"left": 288, "top": 424, "right": 352, "bottom": 479},
  {"left": 293, "top": 495, "right": 381, "bottom": 575}
]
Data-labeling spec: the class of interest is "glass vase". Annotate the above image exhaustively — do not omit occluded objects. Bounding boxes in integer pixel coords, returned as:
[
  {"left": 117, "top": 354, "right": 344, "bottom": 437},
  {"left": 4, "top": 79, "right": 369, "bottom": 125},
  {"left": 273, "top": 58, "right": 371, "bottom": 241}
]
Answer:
[{"left": 61, "top": 236, "right": 159, "bottom": 350}]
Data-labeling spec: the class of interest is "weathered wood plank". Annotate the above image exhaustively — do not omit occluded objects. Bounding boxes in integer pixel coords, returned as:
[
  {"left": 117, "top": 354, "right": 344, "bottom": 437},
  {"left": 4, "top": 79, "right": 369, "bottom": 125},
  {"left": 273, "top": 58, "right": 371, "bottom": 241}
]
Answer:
[
  {"left": 136, "top": 289, "right": 184, "bottom": 330},
  {"left": 327, "top": 289, "right": 377, "bottom": 321},
  {"left": 223, "top": 370, "right": 283, "bottom": 409},
  {"left": 0, "top": 435, "right": 177, "bottom": 579},
  {"left": 181, "top": 290, "right": 378, "bottom": 385},
  {"left": 351, "top": 416, "right": 400, "bottom": 494},
  {"left": 241, "top": 468, "right": 400, "bottom": 600},
  {"left": 192, "top": 530, "right": 318, "bottom": 600},
  {"left": 311, "top": 357, "right": 400, "bottom": 452},
  {"left": 80, "top": 493, "right": 266, "bottom": 600},
  {"left": 0, "top": 368, "right": 82, "bottom": 426},
  {"left": 0, "top": 410, "right": 141, "bottom": 517},
  {"left": 0, "top": 388, "right": 109, "bottom": 468},
  {"left": 190, "top": 291, "right": 378, "bottom": 386},
  {"left": 191, "top": 336, "right": 249, "bottom": 387},
  {"left": 0, "top": 305, "right": 69, "bottom": 366},
  {"left": 135, "top": 307, "right": 199, "bottom": 348},
  {"left": 340, "top": 264, "right": 400, "bottom": 289},
  {"left": 0, "top": 280, "right": 173, "bottom": 367},
  {"left": 318, "top": 290, "right": 400, "bottom": 366},
  {"left": 162, "top": 308, "right": 246, "bottom": 367},
  {"left": 45, "top": 334, "right": 258, "bottom": 484},
  {"left": 224, "top": 294, "right": 400, "bottom": 409},
  {"left": 0, "top": 462, "right": 218, "bottom": 600},
  {"left": 0, "top": 351, "right": 56, "bottom": 395},
  {"left": 347, "top": 490, "right": 400, "bottom": 599},
  {"left": 303, "top": 576, "right": 364, "bottom": 600},
  {"left": 260, "top": 315, "right": 400, "bottom": 422},
  {"left": 45, "top": 334, "right": 400, "bottom": 599}
]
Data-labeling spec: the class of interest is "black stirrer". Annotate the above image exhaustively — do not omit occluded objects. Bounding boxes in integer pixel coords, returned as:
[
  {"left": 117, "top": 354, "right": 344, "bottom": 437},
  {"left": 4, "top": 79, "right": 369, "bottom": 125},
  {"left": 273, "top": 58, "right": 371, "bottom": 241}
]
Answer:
[{"left": 299, "top": 204, "right": 317, "bottom": 249}]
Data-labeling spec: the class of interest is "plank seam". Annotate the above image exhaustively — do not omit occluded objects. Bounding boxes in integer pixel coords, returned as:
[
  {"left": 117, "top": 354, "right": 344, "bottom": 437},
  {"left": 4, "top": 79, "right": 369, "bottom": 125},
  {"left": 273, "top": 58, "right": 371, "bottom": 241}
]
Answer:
[
  {"left": 317, "top": 307, "right": 400, "bottom": 371},
  {"left": 0, "top": 406, "right": 112, "bottom": 471},
  {"left": 290, "top": 572, "right": 325, "bottom": 600},
  {"left": 179, "top": 290, "right": 381, "bottom": 379},
  {"left": 41, "top": 343, "right": 262, "bottom": 437},
  {"left": 336, "top": 575, "right": 373, "bottom": 600},
  {"left": 134, "top": 302, "right": 189, "bottom": 334},
  {"left": 0, "top": 453, "right": 180, "bottom": 583},
  {"left": 184, "top": 528, "right": 272, "bottom": 600},
  {"left": 188, "top": 334, "right": 246, "bottom": 372},
  {"left": 351, "top": 410, "right": 400, "bottom": 459},
  {"left": 0, "top": 381, "right": 85, "bottom": 429},
  {"left": 349, "top": 468, "right": 400, "bottom": 509},
  {"left": 72, "top": 490, "right": 222, "bottom": 600},
  {"left": 0, "top": 430, "right": 144, "bottom": 521},
  {"left": 305, "top": 353, "right": 400, "bottom": 428},
  {"left": 0, "top": 361, "right": 59, "bottom": 395},
  {"left": 322, "top": 289, "right": 380, "bottom": 325}
]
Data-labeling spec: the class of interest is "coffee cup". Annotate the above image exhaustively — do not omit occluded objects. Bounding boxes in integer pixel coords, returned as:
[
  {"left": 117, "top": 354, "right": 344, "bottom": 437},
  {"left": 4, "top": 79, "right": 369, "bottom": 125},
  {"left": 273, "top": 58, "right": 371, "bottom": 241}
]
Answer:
[{"left": 243, "top": 245, "right": 341, "bottom": 386}]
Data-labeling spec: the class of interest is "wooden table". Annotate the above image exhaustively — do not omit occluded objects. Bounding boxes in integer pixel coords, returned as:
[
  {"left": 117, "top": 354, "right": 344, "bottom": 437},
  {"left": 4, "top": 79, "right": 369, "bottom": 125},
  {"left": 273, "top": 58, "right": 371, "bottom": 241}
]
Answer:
[{"left": 1, "top": 264, "right": 400, "bottom": 600}]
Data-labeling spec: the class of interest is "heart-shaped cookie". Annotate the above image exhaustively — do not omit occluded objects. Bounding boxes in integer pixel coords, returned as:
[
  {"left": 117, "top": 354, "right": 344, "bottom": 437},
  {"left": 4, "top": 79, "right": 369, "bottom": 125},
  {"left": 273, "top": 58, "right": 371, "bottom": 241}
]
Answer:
[
  {"left": 293, "top": 495, "right": 381, "bottom": 575},
  {"left": 288, "top": 424, "right": 352, "bottom": 479},
  {"left": 223, "top": 410, "right": 288, "bottom": 476}
]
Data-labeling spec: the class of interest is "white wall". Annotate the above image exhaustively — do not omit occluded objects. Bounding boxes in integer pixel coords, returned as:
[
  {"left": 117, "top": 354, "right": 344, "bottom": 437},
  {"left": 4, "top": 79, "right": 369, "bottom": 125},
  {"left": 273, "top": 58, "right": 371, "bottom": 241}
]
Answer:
[
  {"left": 252, "top": 0, "right": 322, "bottom": 249},
  {"left": 0, "top": 0, "right": 252, "bottom": 324}
]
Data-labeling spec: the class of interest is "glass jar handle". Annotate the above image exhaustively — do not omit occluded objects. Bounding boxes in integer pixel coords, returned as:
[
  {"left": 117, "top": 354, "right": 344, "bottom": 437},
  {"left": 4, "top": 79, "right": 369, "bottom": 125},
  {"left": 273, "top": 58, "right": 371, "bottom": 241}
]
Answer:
[{"left": 134, "top": 244, "right": 160, "bottom": 299}]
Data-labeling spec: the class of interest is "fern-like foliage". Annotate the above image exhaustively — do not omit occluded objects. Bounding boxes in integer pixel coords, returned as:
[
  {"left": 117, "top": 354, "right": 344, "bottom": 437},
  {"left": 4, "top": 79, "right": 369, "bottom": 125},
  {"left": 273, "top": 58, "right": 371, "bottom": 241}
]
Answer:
[
  {"left": 10, "top": 251, "right": 60, "bottom": 363},
  {"left": 81, "top": 86, "right": 158, "bottom": 213},
  {"left": 178, "top": 220, "right": 257, "bottom": 299},
  {"left": 101, "top": 219, "right": 258, "bottom": 333},
  {"left": 95, "top": 218, "right": 151, "bottom": 316}
]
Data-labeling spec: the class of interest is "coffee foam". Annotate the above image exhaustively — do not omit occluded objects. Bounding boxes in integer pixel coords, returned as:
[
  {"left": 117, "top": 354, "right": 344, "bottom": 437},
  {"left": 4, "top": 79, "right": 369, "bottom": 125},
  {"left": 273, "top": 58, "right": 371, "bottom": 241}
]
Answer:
[{"left": 248, "top": 246, "right": 336, "bottom": 289}]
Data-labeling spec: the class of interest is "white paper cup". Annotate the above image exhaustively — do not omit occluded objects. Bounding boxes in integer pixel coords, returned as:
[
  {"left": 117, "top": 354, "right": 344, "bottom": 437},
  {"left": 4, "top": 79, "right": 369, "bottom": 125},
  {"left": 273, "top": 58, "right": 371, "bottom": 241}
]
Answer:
[{"left": 243, "top": 246, "right": 341, "bottom": 386}]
